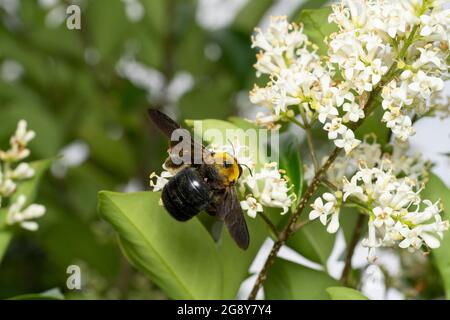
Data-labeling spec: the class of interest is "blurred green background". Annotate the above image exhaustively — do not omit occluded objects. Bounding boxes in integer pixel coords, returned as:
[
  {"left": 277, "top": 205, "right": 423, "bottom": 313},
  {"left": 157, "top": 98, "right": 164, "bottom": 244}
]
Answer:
[{"left": 0, "top": 0, "right": 326, "bottom": 299}]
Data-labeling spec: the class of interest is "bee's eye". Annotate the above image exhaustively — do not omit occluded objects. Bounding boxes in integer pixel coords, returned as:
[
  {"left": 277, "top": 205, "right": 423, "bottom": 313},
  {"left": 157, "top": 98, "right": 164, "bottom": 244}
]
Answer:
[{"left": 224, "top": 162, "right": 232, "bottom": 168}]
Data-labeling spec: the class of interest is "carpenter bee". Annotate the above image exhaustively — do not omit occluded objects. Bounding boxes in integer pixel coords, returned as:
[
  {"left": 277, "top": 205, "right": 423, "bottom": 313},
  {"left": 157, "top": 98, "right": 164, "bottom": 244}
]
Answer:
[{"left": 148, "top": 109, "right": 250, "bottom": 250}]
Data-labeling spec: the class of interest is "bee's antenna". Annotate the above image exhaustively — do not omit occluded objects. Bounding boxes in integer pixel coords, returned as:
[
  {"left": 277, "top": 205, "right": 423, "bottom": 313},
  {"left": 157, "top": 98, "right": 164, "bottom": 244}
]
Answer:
[
  {"left": 227, "top": 139, "right": 236, "bottom": 157},
  {"left": 240, "top": 163, "right": 253, "bottom": 177}
]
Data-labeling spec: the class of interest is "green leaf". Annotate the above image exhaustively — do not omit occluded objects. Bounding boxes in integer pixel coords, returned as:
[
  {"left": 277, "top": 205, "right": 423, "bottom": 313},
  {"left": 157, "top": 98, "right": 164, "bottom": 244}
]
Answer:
[
  {"left": 99, "top": 190, "right": 269, "bottom": 299},
  {"left": 98, "top": 191, "right": 223, "bottom": 299},
  {"left": 326, "top": 287, "right": 368, "bottom": 300},
  {"left": 290, "top": 0, "right": 330, "bottom": 18},
  {"left": 286, "top": 187, "right": 336, "bottom": 267},
  {"left": 8, "top": 288, "right": 64, "bottom": 300},
  {"left": 265, "top": 259, "right": 339, "bottom": 299},
  {"left": 296, "top": 7, "right": 338, "bottom": 55},
  {"left": 421, "top": 173, "right": 450, "bottom": 299},
  {"left": 278, "top": 133, "right": 304, "bottom": 204}
]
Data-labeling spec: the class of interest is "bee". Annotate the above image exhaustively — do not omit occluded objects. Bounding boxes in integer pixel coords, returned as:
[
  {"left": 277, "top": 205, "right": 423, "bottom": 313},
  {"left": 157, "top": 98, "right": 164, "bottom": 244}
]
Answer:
[{"left": 148, "top": 109, "right": 250, "bottom": 250}]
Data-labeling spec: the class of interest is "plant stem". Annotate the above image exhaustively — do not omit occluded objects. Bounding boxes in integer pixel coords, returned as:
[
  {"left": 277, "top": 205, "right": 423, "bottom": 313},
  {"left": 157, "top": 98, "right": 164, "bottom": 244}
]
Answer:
[
  {"left": 304, "top": 128, "right": 319, "bottom": 172},
  {"left": 290, "top": 117, "right": 306, "bottom": 130},
  {"left": 292, "top": 214, "right": 312, "bottom": 232},
  {"left": 340, "top": 213, "right": 366, "bottom": 286},
  {"left": 299, "top": 110, "right": 319, "bottom": 172},
  {"left": 259, "top": 212, "right": 279, "bottom": 240},
  {"left": 248, "top": 147, "right": 341, "bottom": 300}
]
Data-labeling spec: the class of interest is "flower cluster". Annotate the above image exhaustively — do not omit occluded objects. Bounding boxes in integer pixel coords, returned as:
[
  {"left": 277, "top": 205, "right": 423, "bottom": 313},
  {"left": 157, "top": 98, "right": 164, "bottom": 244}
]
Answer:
[
  {"left": 346, "top": 162, "right": 447, "bottom": 261},
  {"left": 329, "top": 0, "right": 449, "bottom": 141},
  {"left": 239, "top": 162, "right": 296, "bottom": 217},
  {"left": 150, "top": 140, "right": 295, "bottom": 218},
  {"left": 0, "top": 120, "right": 46, "bottom": 231},
  {"left": 249, "top": 1, "right": 449, "bottom": 155},
  {"left": 307, "top": 136, "right": 447, "bottom": 261},
  {"left": 250, "top": 15, "right": 363, "bottom": 154},
  {"left": 306, "top": 135, "right": 431, "bottom": 189}
]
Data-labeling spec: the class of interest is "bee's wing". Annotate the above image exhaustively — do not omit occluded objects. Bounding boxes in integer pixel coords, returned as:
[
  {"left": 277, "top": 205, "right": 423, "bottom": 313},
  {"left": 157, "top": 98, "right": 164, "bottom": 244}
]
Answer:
[
  {"left": 148, "top": 109, "right": 181, "bottom": 138},
  {"left": 217, "top": 187, "right": 250, "bottom": 250},
  {"left": 148, "top": 109, "right": 212, "bottom": 165}
]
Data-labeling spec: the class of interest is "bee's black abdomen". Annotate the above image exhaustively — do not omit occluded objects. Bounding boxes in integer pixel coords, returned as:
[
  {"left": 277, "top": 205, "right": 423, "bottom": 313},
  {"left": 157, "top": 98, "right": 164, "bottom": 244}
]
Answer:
[{"left": 161, "top": 168, "right": 211, "bottom": 221}]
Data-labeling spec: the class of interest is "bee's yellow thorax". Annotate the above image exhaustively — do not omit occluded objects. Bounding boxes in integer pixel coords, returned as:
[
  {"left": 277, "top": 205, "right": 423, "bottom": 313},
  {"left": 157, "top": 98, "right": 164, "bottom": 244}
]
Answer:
[{"left": 212, "top": 152, "right": 241, "bottom": 186}]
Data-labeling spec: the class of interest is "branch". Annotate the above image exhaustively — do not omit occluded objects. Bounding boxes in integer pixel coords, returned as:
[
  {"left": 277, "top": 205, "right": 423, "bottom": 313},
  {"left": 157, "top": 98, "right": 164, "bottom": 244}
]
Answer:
[
  {"left": 259, "top": 212, "right": 280, "bottom": 240},
  {"left": 340, "top": 213, "right": 366, "bottom": 286},
  {"left": 294, "top": 110, "right": 319, "bottom": 172},
  {"left": 304, "top": 127, "right": 319, "bottom": 172},
  {"left": 248, "top": 147, "right": 341, "bottom": 299}
]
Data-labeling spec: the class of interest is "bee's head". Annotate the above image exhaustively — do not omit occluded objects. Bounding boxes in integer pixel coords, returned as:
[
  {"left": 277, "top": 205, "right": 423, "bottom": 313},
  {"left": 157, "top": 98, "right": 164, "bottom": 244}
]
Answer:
[{"left": 212, "top": 152, "right": 241, "bottom": 185}]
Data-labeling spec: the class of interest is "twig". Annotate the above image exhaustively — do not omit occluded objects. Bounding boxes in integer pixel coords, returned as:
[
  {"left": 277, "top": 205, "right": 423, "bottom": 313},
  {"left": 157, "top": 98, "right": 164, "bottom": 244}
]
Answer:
[
  {"left": 248, "top": 147, "right": 341, "bottom": 299},
  {"left": 298, "top": 111, "right": 319, "bottom": 172},
  {"left": 340, "top": 213, "right": 365, "bottom": 286},
  {"left": 259, "top": 212, "right": 280, "bottom": 240},
  {"left": 304, "top": 127, "right": 319, "bottom": 172},
  {"left": 292, "top": 217, "right": 312, "bottom": 233},
  {"left": 321, "top": 179, "right": 337, "bottom": 191}
]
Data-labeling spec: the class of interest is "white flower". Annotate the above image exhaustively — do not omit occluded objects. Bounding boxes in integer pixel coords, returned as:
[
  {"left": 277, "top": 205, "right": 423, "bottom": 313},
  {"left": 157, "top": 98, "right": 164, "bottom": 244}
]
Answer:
[
  {"left": 0, "top": 178, "right": 16, "bottom": 197},
  {"left": 398, "top": 226, "right": 423, "bottom": 251},
  {"left": 254, "top": 112, "right": 281, "bottom": 130},
  {"left": 323, "top": 118, "right": 345, "bottom": 140},
  {"left": 362, "top": 220, "right": 382, "bottom": 263},
  {"left": 342, "top": 177, "right": 365, "bottom": 201},
  {"left": 0, "top": 120, "right": 35, "bottom": 162},
  {"left": 372, "top": 206, "right": 395, "bottom": 228},
  {"left": 309, "top": 192, "right": 341, "bottom": 233},
  {"left": 309, "top": 197, "right": 334, "bottom": 225},
  {"left": 391, "top": 115, "right": 415, "bottom": 141},
  {"left": 251, "top": 16, "right": 307, "bottom": 77},
  {"left": 334, "top": 128, "right": 360, "bottom": 154},
  {"left": 240, "top": 197, "right": 263, "bottom": 218},
  {"left": 413, "top": 48, "right": 446, "bottom": 70},
  {"left": 6, "top": 195, "right": 46, "bottom": 231},
  {"left": 248, "top": 163, "right": 295, "bottom": 215},
  {"left": 318, "top": 103, "right": 339, "bottom": 124},
  {"left": 10, "top": 163, "right": 35, "bottom": 180},
  {"left": 343, "top": 101, "right": 364, "bottom": 123},
  {"left": 419, "top": 10, "right": 450, "bottom": 41},
  {"left": 408, "top": 70, "right": 444, "bottom": 100},
  {"left": 12, "top": 120, "right": 36, "bottom": 147}
]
